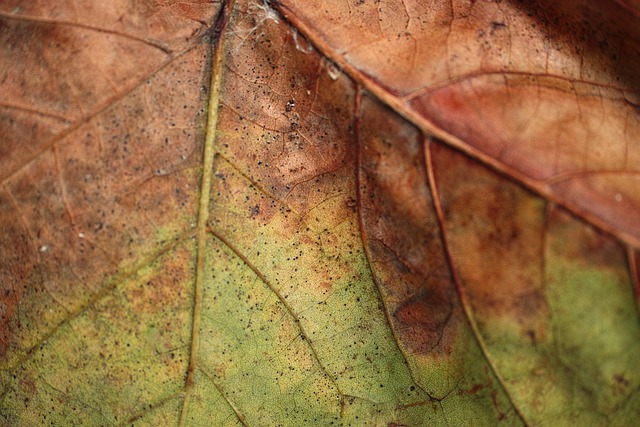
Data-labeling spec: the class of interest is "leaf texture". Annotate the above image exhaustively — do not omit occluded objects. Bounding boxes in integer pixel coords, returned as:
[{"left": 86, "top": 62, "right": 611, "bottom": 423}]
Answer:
[{"left": 1, "top": 0, "right": 639, "bottom": 425}]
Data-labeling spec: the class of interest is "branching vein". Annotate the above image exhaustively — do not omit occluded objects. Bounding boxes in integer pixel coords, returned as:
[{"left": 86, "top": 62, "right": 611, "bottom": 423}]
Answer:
[{"left": 179, "top": 0, "right": 236, "bottom": 425}]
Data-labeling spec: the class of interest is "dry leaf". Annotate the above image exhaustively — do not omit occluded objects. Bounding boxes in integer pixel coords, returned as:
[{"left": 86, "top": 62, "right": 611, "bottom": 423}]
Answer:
[{"left": 1, "top": 0, "right": 639, "bottom": 425}]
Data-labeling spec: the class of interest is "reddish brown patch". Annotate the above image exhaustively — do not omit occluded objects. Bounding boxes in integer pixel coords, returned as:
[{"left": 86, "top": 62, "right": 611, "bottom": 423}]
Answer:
[
  {"left": 491, "top": 389, "right": 506, "bottom": 421},
  {"left": 462, "top": 383, "right": 484, "bottom": 395},
  {"left": 318, "top": 281, "right": 332, "bottom": 292},
  {"left": 393, "top": 288, "right": 453, "bottom": 353},
  {"left": 357, "top": 96, "right": 459, "bottom": 356},
  {"left": 458, "top": 372, "right": 494, "bottom": 396},
  {"left": 430, "top": 143, "right": 549, "bottom": 332}
]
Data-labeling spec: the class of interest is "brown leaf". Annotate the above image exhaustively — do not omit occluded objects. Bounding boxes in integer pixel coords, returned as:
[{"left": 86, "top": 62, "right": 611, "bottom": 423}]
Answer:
[
  {"left": 277, "top": 0, "right": 640, "bottom": 246},
  {"left": 0, "top": 0, "right": 217, "bottom": 365}
]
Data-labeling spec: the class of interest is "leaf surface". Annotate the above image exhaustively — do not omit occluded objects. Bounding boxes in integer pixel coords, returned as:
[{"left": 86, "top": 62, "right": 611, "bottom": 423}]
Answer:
[{"left": 1, "top": 0, "right": 639, "bottom": 425}]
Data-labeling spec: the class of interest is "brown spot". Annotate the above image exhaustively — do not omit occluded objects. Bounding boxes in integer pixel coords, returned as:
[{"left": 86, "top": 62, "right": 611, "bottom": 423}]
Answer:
[
  {"left": 18, "top": 377, "right": 37, "bottom": 395},
  {"left": 318, "top": 281, "right": 332, "bottom": 291},
  {"left": 393, "top": 288, "right": 453, "bottom": 353},
  {"left": 130, "top": 245, "right": 191, "bottom": 314},
  {"left": 466, "top": 384, "right": 484, "bottom": 394},
  {"left": 613, "top": 374, "right": 629, "bottom": 386}
]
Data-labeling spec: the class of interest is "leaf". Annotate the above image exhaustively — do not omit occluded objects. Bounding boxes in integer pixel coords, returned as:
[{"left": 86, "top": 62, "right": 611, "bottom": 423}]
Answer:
[{"left": 1, "top": 0, "right": 639, "bottom": 425}]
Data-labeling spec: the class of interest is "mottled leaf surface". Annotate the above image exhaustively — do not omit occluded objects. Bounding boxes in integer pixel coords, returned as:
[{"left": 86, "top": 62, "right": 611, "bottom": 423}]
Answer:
[{"left": 1, "top": 0, "right": 639, "bottom": 425}]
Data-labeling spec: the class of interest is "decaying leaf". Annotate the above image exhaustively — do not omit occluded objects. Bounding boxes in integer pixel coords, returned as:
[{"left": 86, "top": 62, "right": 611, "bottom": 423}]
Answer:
[{"left": 1, "top": 0, "right": 639, "bottom": 425}]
